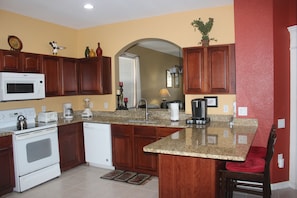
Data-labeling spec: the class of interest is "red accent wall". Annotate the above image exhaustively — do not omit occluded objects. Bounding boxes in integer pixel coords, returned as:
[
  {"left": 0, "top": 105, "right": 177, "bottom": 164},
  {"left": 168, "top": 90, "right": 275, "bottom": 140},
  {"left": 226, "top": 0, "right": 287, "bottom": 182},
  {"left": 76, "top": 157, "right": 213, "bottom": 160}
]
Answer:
[{"left": 234, "top": 0, "right": 296, "bottom": 183}]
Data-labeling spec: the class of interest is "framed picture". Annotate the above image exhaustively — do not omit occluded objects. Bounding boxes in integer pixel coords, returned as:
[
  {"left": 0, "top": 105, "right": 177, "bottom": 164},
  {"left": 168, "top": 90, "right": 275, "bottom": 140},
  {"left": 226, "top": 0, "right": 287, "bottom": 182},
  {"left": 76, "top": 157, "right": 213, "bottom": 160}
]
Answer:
[
  {"left": 204, "top": 96, "right": 218, "bottom": 107},
  {"left": 207, "top": 135, "right": 218, "bottom": 144}
]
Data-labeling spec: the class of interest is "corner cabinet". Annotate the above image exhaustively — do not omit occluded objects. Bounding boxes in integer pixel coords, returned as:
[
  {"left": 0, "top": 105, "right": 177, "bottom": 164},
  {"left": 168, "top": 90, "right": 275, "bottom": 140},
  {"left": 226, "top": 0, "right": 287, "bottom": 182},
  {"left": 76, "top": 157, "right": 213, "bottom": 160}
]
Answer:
[
  {"left": 0, "top": 135, "right": 15, "bottom": 196},
  {"left": 58, "top": 123, "right": 85, "bottom": 172},
  {"left": 78, "top": 56, "right": 112, "bottom": 95},
  {"left": 183, "top": 44, "right": 236, "bottom": 94}
]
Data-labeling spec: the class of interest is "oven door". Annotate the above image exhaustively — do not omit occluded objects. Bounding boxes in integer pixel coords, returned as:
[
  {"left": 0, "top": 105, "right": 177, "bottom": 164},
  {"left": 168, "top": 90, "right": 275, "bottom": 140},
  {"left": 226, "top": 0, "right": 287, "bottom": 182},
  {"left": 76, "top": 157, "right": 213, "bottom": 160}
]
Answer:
[{"left": 13, "top": 127, "right": 60, "bottom": 176}]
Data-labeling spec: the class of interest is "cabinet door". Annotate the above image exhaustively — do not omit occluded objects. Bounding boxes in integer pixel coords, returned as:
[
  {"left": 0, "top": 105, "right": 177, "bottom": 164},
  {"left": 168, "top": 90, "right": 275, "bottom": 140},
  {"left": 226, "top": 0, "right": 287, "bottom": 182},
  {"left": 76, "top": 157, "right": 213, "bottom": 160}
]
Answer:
[
  {"left": 20, "top": 52, "right": 41, "bottom": 73},
  {"left": 0, "top": 50, "right": 20, "bottom": 72},
  {"left": 208, "top": 45, "right": 235, "bottom": 93},
  {"left": 0, "top": 136, "right": 15, "bottom": 196},
  {"left": 58, "top": 123, "right": 85, "bottom": 171},
  {"left": 183, "top": 44, "right": 235, "bottom": 94},
  {"left": 79, "top": 58, "right": 100, "bottom": 94},
  {"left": 42, "top": 56, "right": 61, "bottom": 96},
  {"left": 183, "top": 47, "right": 205, "bottom": 94},
  {"left": 134, "top": 126, "right": 157, "bottom": 175},
  {"left": 111, "top": 124, "right": 133, "bottom": 170},
  {"left": 61, "top": 58, "right": 79, "bottom": 95}
]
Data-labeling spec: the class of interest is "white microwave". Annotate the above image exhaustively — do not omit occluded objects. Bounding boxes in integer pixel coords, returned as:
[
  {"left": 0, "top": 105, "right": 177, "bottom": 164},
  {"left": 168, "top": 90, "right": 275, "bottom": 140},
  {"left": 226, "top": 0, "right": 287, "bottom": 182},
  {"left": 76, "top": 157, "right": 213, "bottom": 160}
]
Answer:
[{"left": 0, "top": 72, "right": 45, "bottom": 101}]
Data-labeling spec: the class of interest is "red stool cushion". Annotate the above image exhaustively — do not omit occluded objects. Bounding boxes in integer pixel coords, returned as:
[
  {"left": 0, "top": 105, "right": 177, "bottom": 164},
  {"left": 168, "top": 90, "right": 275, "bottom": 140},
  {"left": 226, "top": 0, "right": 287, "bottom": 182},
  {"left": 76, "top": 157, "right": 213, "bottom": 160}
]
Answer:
[
  {"left": 226, "top": 156, "right": 265, "bottom": 173},
  {"left": 248, "top": 146, "right": 267, "bottom": 159}
]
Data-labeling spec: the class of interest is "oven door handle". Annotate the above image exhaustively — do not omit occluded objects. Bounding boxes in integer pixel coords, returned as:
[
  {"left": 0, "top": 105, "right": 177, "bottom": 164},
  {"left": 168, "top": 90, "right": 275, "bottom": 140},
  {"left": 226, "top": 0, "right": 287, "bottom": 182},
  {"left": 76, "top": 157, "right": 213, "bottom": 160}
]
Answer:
[{"left": 15, "top": 127, "right": 57, "bottom": 140}]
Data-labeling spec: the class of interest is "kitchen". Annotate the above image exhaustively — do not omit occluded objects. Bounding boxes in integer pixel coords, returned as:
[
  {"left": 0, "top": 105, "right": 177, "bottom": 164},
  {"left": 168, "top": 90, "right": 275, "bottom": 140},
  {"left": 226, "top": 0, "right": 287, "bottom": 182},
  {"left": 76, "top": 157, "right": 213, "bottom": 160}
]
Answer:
[{"left": 0, "top": 0, "right": 296, "bottom": 197}]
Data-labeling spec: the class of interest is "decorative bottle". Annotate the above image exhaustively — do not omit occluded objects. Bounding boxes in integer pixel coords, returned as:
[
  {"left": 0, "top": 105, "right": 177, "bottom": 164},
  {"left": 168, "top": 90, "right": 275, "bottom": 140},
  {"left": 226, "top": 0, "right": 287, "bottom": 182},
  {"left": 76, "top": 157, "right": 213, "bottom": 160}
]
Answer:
[
  {"left": 85, "top": 46, "right": 90, "bottom": 58},
  {"left": 89, "top": 49, "right": 96, "bottom": 57},
  {"left": 96, "top": 42, "right": 103, "bottom": 57}
]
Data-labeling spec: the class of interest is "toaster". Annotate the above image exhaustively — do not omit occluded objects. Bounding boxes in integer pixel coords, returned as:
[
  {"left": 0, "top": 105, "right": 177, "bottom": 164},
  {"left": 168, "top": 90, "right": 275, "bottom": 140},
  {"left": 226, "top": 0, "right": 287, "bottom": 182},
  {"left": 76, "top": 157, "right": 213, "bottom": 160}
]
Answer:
[{"left": 38, "top": 111, "right": 58, "bottom": 123}]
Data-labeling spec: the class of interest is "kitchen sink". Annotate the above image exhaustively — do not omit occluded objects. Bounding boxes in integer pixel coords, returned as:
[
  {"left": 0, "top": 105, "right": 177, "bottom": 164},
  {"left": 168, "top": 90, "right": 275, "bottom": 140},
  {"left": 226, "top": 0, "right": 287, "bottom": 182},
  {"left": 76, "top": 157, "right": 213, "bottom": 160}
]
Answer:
[{"left": 128, "top": 119, "right": 157, "bottom": 124}]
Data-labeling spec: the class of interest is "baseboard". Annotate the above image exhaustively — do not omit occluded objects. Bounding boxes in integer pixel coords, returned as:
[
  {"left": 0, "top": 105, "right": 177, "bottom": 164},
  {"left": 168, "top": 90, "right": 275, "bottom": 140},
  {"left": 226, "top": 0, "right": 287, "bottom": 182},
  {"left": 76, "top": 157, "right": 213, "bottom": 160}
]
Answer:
[{"left": 271, "top": 181, "right": 290, "bottom": 190}]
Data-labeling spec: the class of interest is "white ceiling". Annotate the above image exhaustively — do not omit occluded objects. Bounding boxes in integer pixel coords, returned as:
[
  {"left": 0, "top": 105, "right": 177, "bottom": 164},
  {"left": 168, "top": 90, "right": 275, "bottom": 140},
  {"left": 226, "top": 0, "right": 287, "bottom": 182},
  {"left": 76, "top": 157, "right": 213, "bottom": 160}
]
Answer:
[
  {"left": 0, "top": 0, "right": 233, "bottom": 56},
  {"left": 0, "top": 0, "right": 233, "bottom": 29}
]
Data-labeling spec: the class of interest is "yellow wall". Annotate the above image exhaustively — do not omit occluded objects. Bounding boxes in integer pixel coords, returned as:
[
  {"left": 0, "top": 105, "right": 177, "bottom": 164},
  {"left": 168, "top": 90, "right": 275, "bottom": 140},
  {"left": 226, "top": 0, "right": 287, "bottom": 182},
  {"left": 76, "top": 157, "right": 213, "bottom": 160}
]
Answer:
[{"left": 0, "top": 5, "right": 235, "bottom": 115}]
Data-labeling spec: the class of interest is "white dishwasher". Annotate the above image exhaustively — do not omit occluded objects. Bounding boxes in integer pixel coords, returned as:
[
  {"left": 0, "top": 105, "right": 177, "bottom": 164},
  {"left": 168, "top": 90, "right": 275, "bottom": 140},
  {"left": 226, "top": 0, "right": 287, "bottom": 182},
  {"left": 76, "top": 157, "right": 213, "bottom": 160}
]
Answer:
[{"left": 83, "top": 122, "right": 114, "bottom": 170}]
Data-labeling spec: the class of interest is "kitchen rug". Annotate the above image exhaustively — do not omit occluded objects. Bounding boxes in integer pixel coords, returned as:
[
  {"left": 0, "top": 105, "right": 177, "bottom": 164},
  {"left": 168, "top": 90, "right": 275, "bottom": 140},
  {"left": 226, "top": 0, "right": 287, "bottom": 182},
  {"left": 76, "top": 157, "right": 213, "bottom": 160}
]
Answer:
[{"left": 100, "top": 170, "right": 151, "bottom": 185}]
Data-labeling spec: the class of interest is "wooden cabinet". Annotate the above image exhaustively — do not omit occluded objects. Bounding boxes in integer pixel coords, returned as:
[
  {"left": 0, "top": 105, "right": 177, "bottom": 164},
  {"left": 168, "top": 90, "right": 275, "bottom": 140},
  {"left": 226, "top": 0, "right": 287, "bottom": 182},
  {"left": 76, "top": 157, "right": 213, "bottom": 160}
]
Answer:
[
  {"left": 20, "top": 52, "right": 41, "bottom": 73},
  {"left": 41, "top": 55, "right": 61, "bottom": 96},
  {"left": 58, "top": 123, "right": 85, "bottom": 171},
  {"left": 134, "top": 126, "right": 157, "bottom": 175},
  {"left": 0, "top": 49, "right": 112, "bottom": 96},
  {"left": 61, "top": 58, "right": 79, "bottom": 95},
  {"left": 0, "top": 50, "right": 21, "bottom": 71},
  {"left": 111, "top": 124, "right": 133, "bottom": 170},
  {"left": 0, "top": 135, "right": 15, "bottom": 196},
  {"left": 0, "top": 49, "right": 41, "bottom": 72},
  {"left": 112, "top": 125, "right": 181, "bottom": 176},
  {"left": 79, "top": 56, "right": 112, "bottom": 95},
  {"left": 158, "top": 154, "right": 224, "bottom": 198},
  {"left": 183, "top": 44, "right": 235, "bottom": 94}
]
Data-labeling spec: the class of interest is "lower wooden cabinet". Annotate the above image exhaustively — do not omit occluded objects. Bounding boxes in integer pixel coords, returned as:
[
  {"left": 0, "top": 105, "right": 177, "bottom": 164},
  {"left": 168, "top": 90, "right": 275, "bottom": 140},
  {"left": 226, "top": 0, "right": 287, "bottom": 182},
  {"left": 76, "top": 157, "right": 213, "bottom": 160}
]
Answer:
[
  {"left": 111, "top": 124, "right": 181, "bottom": 176},
  {"left": 0, "top": 135, "right": 15, "bottom": 196},
  {"left": 134, "top": 126, "right": 157, "bottom": 175},
  {"left": 111, "top": 124, "right": 133, "bottom": 170},
  {"left": 58, "top": 123, "right": 85, "bottom": 171}
]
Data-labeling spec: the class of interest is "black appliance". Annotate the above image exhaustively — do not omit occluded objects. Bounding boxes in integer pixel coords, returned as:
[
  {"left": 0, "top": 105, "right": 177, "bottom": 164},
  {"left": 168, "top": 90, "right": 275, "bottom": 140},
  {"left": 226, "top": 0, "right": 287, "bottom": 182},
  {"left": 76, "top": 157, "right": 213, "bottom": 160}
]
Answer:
[{"left": 186, "top": 98, "right": 210, "bottom": 125}]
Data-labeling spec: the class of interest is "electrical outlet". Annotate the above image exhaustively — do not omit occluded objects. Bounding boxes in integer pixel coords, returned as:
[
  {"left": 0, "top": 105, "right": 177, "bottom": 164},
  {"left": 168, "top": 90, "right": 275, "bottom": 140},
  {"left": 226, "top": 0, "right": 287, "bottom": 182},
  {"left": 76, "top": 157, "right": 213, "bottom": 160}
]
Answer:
[
  {"left": 104, "top": 102, "right": 108, "bottom": 109},
  {"left": 223, "top": 105, "right": 229, "bottom": 113},
  {"left": 238, "top": 107, "right": 248, "bottom": 116}
]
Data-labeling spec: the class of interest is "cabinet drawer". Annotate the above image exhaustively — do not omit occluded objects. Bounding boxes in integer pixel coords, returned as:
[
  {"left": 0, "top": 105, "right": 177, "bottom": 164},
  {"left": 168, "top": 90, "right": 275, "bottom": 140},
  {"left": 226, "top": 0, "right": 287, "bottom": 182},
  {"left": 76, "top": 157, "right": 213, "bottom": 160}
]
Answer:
[
  {"left": 111, "top": 124, "right": 133, "bottom": 136},
  {"left": 134, "top": 126, "right": 156, "bottom": 137},
  {"left": 0, "top": 135, "right": 12, "bottom": 149}
]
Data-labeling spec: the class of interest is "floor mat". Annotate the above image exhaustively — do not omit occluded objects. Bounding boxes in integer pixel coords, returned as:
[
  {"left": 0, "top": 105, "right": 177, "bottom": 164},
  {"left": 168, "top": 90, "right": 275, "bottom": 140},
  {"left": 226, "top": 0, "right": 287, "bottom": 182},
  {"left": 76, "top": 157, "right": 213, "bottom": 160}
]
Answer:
[{"left": 101, "top": 170, "right": 151, "bottom": 185}]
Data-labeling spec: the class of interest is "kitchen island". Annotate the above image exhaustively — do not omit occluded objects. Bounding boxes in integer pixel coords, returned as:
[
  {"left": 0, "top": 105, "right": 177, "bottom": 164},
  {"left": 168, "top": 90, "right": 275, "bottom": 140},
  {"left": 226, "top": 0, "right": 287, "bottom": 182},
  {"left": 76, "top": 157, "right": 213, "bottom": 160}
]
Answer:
[{"left": 143, "top": 121, "right": 258, "bottom": 198}]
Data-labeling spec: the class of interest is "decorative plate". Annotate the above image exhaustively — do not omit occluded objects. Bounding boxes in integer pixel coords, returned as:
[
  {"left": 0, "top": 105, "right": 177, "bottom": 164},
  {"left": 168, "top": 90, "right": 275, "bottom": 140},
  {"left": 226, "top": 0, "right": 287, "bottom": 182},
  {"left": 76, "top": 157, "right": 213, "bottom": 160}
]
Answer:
[{"left": 8, "top": 35, "right": 23, "bottom": 51}]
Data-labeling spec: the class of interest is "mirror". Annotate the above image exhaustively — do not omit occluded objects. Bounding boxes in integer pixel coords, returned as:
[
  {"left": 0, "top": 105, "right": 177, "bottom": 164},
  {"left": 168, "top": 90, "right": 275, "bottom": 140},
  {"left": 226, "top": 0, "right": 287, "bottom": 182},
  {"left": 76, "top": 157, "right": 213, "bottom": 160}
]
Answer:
[{"left": 115, "top": 38, "right": 184, "bottom": 109}]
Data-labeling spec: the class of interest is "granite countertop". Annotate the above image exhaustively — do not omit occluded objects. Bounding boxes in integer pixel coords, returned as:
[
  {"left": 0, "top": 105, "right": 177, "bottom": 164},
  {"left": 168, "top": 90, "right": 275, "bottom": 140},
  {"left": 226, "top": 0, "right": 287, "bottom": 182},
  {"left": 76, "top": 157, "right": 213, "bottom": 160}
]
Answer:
[{"left": 143, "top": 121, "right": 258, "bottom": 161}]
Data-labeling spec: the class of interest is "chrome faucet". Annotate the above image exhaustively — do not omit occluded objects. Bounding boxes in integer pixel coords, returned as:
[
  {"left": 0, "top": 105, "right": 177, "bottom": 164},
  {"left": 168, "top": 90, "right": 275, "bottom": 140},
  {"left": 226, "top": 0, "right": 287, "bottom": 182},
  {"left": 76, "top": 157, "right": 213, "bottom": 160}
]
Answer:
[{"left": 137, "top": 98, "right": 149, "bottom": 120}]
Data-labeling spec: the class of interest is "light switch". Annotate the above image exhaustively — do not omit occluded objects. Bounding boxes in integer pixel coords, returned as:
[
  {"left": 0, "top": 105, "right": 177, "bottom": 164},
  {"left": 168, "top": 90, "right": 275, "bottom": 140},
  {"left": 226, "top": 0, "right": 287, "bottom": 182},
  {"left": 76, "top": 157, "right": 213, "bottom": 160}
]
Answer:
[
  {"left": 278, "top": 119, "right": 285, "bottom": 128},
  {"left": 238, "top": 107, "right": 248, "bottom": 116}
]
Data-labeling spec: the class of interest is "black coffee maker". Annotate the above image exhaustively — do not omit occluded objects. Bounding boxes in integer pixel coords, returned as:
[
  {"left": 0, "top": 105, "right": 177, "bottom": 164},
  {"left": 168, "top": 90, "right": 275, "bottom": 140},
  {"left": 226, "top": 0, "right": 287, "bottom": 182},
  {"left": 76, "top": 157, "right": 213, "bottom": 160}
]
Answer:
[{"left": 186, "top": 98, "right": 210, "bottom": 125}]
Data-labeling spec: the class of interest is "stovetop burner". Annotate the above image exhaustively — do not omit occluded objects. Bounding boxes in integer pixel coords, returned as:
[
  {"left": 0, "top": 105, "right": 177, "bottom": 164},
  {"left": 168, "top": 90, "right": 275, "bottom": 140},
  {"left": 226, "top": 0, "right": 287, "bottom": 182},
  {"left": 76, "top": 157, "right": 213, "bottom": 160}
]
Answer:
[{"left": 186, "top": 117, "right": 210, "bottom": 125}]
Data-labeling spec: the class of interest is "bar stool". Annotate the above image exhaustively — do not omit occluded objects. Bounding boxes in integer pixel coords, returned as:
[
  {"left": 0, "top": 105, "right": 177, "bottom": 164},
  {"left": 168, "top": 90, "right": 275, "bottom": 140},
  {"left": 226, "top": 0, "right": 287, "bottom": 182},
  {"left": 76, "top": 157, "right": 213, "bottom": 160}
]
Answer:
[{"left": 220, "top": 125, "right": 277, "bottom": 198}]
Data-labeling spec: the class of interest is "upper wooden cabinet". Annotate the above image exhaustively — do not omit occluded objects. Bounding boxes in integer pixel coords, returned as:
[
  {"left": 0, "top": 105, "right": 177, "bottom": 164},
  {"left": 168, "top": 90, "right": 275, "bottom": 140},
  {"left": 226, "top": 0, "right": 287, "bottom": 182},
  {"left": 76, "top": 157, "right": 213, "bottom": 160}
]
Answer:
[
  {"left": 183, "top": 44, "right": 236, "bottom": 94},
  {"left": 41, "top": 55, "right": 61, "bottom": 96},
  {"left": 78, "top": 56, "right": 112, "bottom": 95},
  {"left": 61, "top": 58, "right": 79, "bottom": 96},
  {"left": 20, "top": 52, "right": 41, "bottom": 73},
  {"left": 0, "top": 49, "right": 41, "bottom": 72}
]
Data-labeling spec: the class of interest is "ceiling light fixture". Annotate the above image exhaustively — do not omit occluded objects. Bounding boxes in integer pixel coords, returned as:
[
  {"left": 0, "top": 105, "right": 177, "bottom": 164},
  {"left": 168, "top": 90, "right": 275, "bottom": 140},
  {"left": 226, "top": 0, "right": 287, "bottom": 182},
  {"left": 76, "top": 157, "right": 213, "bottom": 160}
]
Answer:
[{"left": 84, "top": 3, "right": 94, "bottom": 9}]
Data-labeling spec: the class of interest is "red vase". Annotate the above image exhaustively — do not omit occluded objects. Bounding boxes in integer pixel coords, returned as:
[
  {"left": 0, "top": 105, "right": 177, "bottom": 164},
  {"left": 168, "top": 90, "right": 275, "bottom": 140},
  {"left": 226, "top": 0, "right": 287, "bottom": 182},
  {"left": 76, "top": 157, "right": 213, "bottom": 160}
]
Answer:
[{"left": 96, "top": 42, "right": 102, "bottom": 57}]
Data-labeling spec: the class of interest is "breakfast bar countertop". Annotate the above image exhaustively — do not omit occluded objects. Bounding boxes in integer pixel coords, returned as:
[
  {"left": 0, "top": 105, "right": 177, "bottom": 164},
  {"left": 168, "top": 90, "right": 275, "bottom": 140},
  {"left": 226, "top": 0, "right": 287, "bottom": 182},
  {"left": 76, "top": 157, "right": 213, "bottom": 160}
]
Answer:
[{"left": 143, "top": 121, "right": 258, "bottom": 161}]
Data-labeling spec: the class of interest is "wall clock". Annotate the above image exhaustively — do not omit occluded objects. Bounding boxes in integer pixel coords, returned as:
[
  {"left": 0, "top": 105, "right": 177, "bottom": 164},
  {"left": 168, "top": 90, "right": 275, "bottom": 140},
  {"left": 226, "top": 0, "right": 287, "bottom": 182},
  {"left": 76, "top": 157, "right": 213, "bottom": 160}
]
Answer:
[{"left": 8, "top": 35, "right": 23, "bottom": 51}]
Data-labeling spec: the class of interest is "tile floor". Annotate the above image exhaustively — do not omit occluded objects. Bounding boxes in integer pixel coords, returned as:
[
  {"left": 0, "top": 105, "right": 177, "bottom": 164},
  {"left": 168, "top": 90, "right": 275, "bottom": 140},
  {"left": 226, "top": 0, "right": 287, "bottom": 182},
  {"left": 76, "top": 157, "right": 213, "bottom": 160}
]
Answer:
[{"left": 2, "top": 165, "right": 297, "bottom": 198}]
